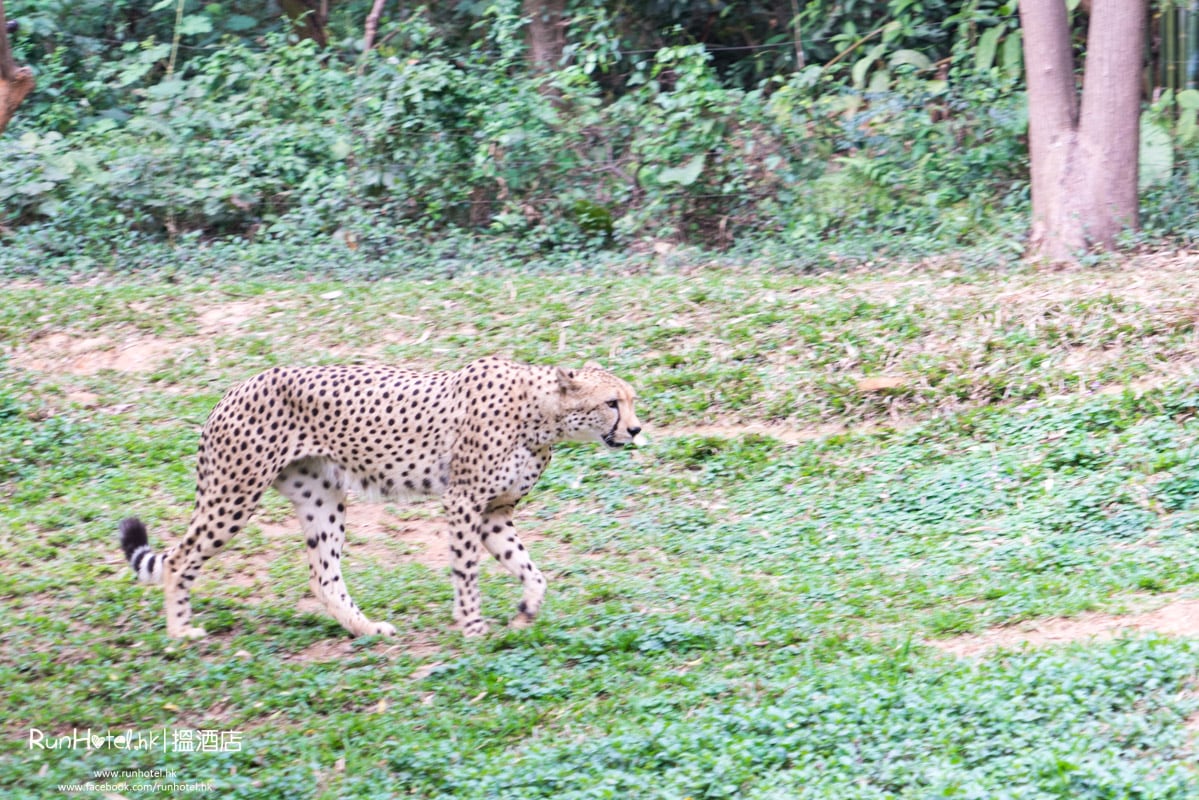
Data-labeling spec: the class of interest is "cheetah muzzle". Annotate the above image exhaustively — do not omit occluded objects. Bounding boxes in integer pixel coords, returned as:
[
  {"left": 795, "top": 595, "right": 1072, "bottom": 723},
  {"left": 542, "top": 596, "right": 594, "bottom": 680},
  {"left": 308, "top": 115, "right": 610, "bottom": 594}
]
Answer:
[{"left": 118, "top": 356, "right": 642, "bottom": 640}]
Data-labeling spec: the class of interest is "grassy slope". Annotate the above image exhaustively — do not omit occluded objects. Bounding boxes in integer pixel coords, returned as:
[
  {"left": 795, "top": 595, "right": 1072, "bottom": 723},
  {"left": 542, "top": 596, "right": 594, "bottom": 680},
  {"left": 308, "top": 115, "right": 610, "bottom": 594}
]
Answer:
[{"left": 4, "top": 253, "right": 1199, "bottom": 797}]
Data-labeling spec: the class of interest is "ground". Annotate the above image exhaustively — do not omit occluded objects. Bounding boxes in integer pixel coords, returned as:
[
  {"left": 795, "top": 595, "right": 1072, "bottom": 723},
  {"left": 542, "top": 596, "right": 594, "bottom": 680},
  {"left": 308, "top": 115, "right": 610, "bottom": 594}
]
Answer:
[{"left": 5, "top": 252, "right": 1199, "bottom": 798}]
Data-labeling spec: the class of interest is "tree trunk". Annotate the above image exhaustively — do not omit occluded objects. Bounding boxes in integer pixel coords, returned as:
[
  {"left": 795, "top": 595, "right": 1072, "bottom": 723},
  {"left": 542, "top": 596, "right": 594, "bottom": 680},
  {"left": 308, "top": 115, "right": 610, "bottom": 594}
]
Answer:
[
  {"left": 0, "top": 66, "right": 33, "bottom": 132},
  {"left": 0, "top": 2, "right": 34, "bottom": 134},
  {"left": 362, "top": 0, "right": 389, "bottom": 56},
  {"left": 523, "top": 0, "right": 567, "bottom": 73},
  {"left": 1018, "top": 0, "right": 1147, "bottom": 263},
  {"left": 1076, "top": 0, "right": 1144, "bottom": 247},
  {"left": 279, "top": 0, "right": 328, "bottom": 49}
]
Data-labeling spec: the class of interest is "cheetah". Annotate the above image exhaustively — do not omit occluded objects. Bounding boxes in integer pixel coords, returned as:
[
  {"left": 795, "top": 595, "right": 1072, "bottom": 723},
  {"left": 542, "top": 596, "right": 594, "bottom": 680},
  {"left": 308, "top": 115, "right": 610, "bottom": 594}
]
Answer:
[{"left": 119, "top": 356, "right": 641, "bottom": 639}]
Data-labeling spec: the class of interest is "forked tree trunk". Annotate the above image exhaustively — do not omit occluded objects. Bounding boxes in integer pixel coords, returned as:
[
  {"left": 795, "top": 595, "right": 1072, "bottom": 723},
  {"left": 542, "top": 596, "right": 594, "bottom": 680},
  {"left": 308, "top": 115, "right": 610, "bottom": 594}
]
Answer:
[
  {"left": 1018, "top": 0, "right": 1146, "bottom": 263},
  {"left": 0, "top": 2, "right": 35, "bottom": 134}
]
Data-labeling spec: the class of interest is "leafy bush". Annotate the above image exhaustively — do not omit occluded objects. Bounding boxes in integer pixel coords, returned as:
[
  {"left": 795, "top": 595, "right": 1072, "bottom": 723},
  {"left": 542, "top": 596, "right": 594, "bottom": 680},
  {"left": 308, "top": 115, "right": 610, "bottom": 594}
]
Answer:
[
  {"left": 8, "top": 38, "right": 1033, "bottom": 251},
  {"left": 6, "top": 0, "right": 1198, "bottom": 265}
]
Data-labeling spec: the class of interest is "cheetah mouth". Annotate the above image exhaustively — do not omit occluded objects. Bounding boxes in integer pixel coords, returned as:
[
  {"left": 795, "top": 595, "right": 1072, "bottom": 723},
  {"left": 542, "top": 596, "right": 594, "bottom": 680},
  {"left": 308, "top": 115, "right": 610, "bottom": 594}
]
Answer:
[{"left": 602, "top": 433, "right": 627, "bottom": 449}]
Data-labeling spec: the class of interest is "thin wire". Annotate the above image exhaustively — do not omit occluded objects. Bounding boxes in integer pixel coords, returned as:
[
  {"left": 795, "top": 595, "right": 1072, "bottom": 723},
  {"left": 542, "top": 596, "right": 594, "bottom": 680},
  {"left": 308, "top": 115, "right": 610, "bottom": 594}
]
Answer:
[{"left": 619, "top": 40, "right": 802, "bottom": 56}]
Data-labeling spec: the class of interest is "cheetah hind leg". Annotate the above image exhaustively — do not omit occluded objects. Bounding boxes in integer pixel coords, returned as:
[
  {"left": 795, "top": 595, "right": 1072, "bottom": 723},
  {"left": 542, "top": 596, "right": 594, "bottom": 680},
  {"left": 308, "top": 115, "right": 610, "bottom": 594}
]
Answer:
[{"left": 274, "top": 460, "right": 396, "bottom": 638}]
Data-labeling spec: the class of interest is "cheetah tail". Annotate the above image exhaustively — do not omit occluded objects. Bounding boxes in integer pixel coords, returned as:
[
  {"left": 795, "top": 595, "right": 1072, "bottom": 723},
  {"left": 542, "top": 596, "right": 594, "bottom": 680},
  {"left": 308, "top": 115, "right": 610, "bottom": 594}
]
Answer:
[{"left": 119, "top": 517, "right": 165, "bottom": 584}]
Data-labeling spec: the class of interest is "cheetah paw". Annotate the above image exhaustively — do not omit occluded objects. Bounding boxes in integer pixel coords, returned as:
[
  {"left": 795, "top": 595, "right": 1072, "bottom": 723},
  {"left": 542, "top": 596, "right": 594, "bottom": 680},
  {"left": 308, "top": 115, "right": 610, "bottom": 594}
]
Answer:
[
  {"left": 170, "top": 625, "right": 208, "bottom": 640},
  {"left": 461, "top": 618, "right": 490, "bottom": 638},
  {"left": 371, "top": 622, "right": 397, "bottom": 637},
  {"left": 509, "top": 612, "right": 535, "bottom": 630}
]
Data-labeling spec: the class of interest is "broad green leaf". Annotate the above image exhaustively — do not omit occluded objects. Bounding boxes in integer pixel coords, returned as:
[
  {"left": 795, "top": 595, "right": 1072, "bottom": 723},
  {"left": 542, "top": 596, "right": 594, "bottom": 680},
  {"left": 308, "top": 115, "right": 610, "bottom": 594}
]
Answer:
[
  {"left": 1001, "top": 30, "right": 1023, "bottom": 77},
  {"left": 889, "top": 50, "right": 932, "bottom": 71},
  {"left": 1179, "top": 111, "right": 1197, "bottom": 144},
  {"left": 1138, "top": 116, "right": 1173, "bottom": 189},
  {"left": 177, "top": 14, "right": 213, "bottom": 36},
  {"left": 115, "top": 62, "right": 154, "bottom": 87},
  {"left": 852, "top": 44, "right": 886, "bottom": 88},
  {"left": 44, "top": 156, "right": 76, "bottom": 180},
  {"left": 150, "top": 0, "right": 176, "bottom": 11},
  {"left": 868, "top": 68, "right": 891, "bottom": 92},
  {"left": 330, "top": 138, "right": 353, "bottom": 161},
  {"left": 18, "top": 181, "right": 56, "bottom": 196},
  {"left": 852, "top": 55, "right": 872, "bottom": 89},
  {"left": 1176, "top": 89, "right": 1199, "bottom": 110},
  {"left": 657, "top": 154, "right": 706, "bottom": 186},
  {"left": 147, "top": 78, "right": 184, "bottom": 99},
  {"left": 976, "top": 26, "right": 1003, "bottom": 72},
  {"left": 223, "top": 15, "right": 258, "bottom": 32}
]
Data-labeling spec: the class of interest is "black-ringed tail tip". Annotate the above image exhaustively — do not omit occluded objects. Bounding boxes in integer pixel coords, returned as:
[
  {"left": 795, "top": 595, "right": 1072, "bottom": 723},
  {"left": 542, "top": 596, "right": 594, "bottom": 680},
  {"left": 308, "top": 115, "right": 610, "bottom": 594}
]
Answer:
[{"left": 119, "top": 517, "right": 164, "bottom": 583}]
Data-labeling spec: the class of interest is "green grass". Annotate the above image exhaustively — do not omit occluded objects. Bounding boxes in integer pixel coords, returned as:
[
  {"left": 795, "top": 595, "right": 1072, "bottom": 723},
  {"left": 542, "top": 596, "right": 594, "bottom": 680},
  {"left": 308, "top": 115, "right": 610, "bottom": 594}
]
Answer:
[{"left": 4, "top": 253, "right": 1199, "bottom": 797}]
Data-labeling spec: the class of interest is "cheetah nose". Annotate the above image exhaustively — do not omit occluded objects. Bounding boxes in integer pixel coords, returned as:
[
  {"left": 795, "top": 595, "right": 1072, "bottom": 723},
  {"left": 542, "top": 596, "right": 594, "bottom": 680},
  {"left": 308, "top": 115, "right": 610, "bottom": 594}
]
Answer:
[{"left": 628, "top": 426, "right": 642, "bottom": 437}]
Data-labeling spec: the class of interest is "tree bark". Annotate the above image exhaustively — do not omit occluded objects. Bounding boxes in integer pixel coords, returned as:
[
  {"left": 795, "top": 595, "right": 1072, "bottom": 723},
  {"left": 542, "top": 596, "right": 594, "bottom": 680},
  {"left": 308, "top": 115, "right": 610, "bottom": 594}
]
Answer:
[
  {"left": 362, "top": 0, "right": 389, "bottom": 56},
  {"left": 1077, "top": 0, "right": 1144, "bottom": 247},
  {"left": 1018, "top": 0, "right": 1147, "bottom": 263},
  {"left": 523, "top": 0, "right": 567, "bottom": 73},
  {"left": 0, "top": 2, "right": 34, "bottom": 134},
  {"left": 279, "top": 0, "right": 328, "bottom": 49}
]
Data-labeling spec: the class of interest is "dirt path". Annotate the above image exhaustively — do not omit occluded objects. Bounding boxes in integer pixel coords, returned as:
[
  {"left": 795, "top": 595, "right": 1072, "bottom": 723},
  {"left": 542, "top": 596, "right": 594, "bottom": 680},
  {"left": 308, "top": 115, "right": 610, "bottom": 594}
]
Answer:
[{"left": 929, "top": 596, "right": 1199, "bottom": 658}]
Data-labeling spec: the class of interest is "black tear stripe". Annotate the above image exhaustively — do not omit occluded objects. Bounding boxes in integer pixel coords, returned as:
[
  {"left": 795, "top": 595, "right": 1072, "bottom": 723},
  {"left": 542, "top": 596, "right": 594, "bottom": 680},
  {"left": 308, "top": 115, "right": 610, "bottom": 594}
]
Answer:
[{"left": 604, "top": 406, "right": 621, "bottom": 444}]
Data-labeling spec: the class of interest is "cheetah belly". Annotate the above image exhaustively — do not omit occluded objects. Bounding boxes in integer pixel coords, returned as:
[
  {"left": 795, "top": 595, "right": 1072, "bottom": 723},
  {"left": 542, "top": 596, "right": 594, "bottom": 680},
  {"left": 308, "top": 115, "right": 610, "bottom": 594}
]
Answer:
[{"left": 297, "top": 425, "right": 453, "bottom": 502}]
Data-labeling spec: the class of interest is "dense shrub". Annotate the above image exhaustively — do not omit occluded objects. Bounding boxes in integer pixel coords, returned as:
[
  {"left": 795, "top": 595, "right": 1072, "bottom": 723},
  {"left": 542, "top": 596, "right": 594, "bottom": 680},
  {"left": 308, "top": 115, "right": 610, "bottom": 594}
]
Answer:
[
  {"left": 1, "top": 3, "right": 1192, "bottom": 262},
  {"left": 0, "top": 21, "right": 1036, "bottom": 253}
]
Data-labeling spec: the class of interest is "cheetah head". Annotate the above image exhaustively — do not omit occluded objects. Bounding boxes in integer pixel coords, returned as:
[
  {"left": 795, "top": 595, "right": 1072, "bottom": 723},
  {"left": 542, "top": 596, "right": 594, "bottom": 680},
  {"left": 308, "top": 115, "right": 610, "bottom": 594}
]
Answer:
[{"left": 555, "top": 363, "right": 642, "bottom": 448}]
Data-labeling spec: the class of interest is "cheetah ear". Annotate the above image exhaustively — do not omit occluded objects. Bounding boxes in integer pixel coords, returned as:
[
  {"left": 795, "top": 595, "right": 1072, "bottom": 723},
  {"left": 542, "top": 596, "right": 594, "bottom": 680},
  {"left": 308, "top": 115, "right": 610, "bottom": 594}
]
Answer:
[
  {"left": 556, "top": 367, "right": 581, "bottom": 394},
  {"left": 583, "top": 360, "right": 603, "bottom": 370}
]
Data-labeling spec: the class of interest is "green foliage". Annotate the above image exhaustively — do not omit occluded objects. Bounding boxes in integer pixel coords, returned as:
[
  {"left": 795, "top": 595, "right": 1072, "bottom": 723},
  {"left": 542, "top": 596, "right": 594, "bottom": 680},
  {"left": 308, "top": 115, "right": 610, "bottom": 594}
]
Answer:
[
  {"left": 4, "top": 0, "right": 1195, "bottom": 260},
  {"left": 0, "top": 0, "right": 1044, "bottom": 260},
  {"left": 1139, "top": 132, "right": 1199, "bottom": 243}
]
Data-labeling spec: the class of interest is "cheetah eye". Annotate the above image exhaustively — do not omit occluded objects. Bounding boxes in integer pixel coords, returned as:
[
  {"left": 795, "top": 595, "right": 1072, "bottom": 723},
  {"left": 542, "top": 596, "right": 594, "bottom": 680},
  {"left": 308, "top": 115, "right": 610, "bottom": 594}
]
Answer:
[{"left": 606, "top": 400, "right": 619, "bottom": 409}]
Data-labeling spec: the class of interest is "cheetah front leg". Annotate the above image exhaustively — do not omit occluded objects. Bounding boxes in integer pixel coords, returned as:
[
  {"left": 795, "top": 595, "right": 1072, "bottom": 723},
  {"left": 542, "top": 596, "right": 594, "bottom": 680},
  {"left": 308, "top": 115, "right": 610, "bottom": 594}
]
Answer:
[{"left": 480, "top": 503, "right": 547, "bottom": 629}]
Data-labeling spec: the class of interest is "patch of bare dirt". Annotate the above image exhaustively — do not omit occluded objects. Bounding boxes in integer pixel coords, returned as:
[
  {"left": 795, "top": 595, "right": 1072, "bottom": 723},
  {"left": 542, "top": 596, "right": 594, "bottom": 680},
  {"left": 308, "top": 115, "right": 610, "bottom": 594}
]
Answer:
[
  {"left": 1095, "top": 371, "right": 1195, "bottom": 397},
  {"left": 12, "top": 333, "right": 180, "bottom": 375},
  {"left": 658, "top": 420, "right": 896, "bottom": 445},
  {"left": 197, "top": 298, "right": 285, "bottom": 335},
  {"left": 291, "top": 631, "right": 444, "bottom": 664},
  {"left": 370, "top": 510, "right": 449, "bottom": 570},
  {"left": 9, "top": 296, "right": 297, "bottom": 378},
  {"left": 931, "top": 597, "right": 1199, "bottom": 658}
]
